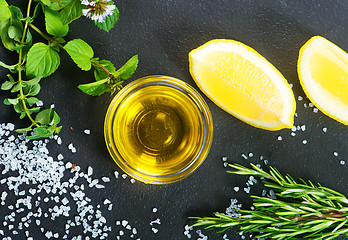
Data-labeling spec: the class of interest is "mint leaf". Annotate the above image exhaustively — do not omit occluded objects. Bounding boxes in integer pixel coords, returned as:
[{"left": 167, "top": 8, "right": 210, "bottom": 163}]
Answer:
[
  {"left": 115, "top": 55, "right": 138, "bottom": 79},
  {"left": 60, "top": 0, "right": 82, "bottom": 25},
  {"left": 64, "top": 39, "right": 94, "bottom": 71},
  {"left": 26, "top": 43, "right": 60, "bottom": 78},
  {"left": 49, "top": 0, "right": 71, "bottom": 11},
  {"left": 1, "top": 81, "right": 14, "bottom": 90},
  {"left": 0, "top": 0, "right": 11, "bottom": 21},
  {"left": 0, "top": 6, "right": 23, "bottom": 51},
  {"left": 27, "top": 97, "right": 39, "bottom": 105},
  {"left": 94, "top": 5, "right": 119, "bottom": 32},
  {"left": 93, "top": 59, "right": 116, "bottom": 81},
  {"left": 35, "top": 108, "right": 53, "bottom": 125},
  {"left": 7, "top": 25, "right": 22, "bottom": 41},
  {"left": 44, "top": 7, "right": 69, "bottom": 37},
  {"left": 23, "top": 83, "right": 41, "bottom": 96},
  {"left": 78, "top": 79, "right": 109, "bottom": 96},
  {"left": 15, "top": 127, "right": 32, "bottom": 133}
]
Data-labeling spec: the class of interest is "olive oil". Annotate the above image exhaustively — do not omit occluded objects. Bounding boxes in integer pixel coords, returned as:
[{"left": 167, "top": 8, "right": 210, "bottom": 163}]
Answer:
[
  {"left": 111, "top": 85, "right": 203, "bottom": 177},
  {"left": 105, "top": 76, "right": 213, "bottom": 184}
]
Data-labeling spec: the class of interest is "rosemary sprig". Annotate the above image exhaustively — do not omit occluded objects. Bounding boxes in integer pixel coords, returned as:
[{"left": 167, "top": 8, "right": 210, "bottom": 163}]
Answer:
[{"left": 191, "top": 163, "right": 348, "bottom": 240}]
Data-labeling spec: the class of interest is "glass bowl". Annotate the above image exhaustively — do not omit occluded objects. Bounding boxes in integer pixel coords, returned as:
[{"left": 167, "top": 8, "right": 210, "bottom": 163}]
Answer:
[{"left": 104, "top": 75, "right": 213, "bottom": 184}]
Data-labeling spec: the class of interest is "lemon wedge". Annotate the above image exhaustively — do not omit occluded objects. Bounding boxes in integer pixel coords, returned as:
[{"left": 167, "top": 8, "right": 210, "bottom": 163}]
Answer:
[
  {"left": 298, "top": 36, "right": 348, "bottom": 125},
  {"left": 189, "top": 39, "right": 296, "bottom": 130}
]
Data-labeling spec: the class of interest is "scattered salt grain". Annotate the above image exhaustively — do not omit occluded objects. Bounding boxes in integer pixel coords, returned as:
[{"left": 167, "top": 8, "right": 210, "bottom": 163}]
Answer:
[
  {"left": 302, "top": 140, "right": 308, "bottom": 144},
  {"left": 323, "top": 127, "right": 327, "bottom": 132},
  {"left": 248, "top": 152, "right": 253, "bottom": 158},
  {"left": 114, "top": 171, "right": 119, "bottom": 179},
  {"left": 122, "top": 220, "right": 128, "bottom": 227},
  {"left": 84, "top": 129, "right": 91, "bottom": 135},
  {"left": 130, "top": 178, "right": 136, "bottom": 184},
  {"left": 151, "top": 228, "right": 158, "bottom": 233},
  {"left": 58, "top": 154, "right": 64, "bottom": 160},
  {"left": 102, "top": 177, "right": 110, "bottom": 183},
  {"left": 222, "top": 156, "right": 228, "bottom": 161},
  {"left": 334, "top": 152, "right": 339, "bottom": 157},
  {"left": 36, "top": 100, "right": 44, "bottom": 107},
  {"left": 313, "top": 108, "right": 318, "bottom": 113},
  {"left": 152, "top": 207, "right": 158, "bottom": 213},
  {"left": 87, "top": 166, "right": 93, "bottom": 176},
  {"left": 241, "top": 153, "right": 248, "bottom": 159},
  {"left": 121, "top": 174, "right": 127, "bottom": 179},
  {"left": 309, "top": 102, "right": 314, "bottom": 108},
  {"left": 340, "top": 160, "right": 346, "bottom": 165},
  {"left": 233, "top": 187, "right": 239, "bottom": 192},
  {"left": 298, "top": 96, "right": 303, "bottom": 101},
  {"left": 277, "top": 136, "right": 282, "bottom": 141}
]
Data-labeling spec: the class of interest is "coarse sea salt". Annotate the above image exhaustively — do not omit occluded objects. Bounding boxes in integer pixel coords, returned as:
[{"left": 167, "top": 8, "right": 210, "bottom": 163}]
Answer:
[{"left": 0, "top": 123, "right": 113, "bottom": 239}]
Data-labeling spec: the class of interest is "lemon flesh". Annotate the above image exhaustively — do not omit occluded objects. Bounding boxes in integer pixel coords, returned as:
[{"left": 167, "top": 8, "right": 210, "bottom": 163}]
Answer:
[
  {"left": 298, "top": 36, "right": 348, "bottom": 124},
  {"left": 189, "top": 39, "right": 296, "bottom": 130}
]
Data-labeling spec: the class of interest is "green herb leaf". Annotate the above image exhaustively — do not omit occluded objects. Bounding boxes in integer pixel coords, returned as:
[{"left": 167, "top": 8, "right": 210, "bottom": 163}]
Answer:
[
  {"left": 44, "top": 7, "right": 69, "bottom": 37},
  {"left": 94, "top": 5, "right": 119, "bottom": 32},
  {"left": 26, "top": 97, "right": 39, "bottom": 105},
  {"left": 78, "top": 79, "right": 109, "bottom": 96},
  {"left": 93, "top": 59, "right": 116, "bottom": 81},
  {"left": 114, "top": 55, "right": 138, "bottom": 79},
  {"left": 7, "top": 25, "right": 22, "bottom": 41},
  {"left": 0, "top": 0, "right": 11, "bottom": 21},
  {"left": 15, "top": 127, "right": 32, "bottom": 133},
  {"left": 35, "top": 108, "right": 53, "bottom": 125},
  {"left": 11, "top": 83, "right": 22, "bottom": 93},
  {"left": 1, "top": 81, "right": 14, "bottom": 90},
  {"left": 26, "top": 43, "right": 60, "bottom": 78},
  {"left": 23, "top": 83, "right": 41, "bottom": 96},
  {"left": 64, "top": 39, "right": 94, "bottom": 71},
  {"left": 53, "top": 111, "right": 60, "bottom": 124},
  {"left": 32, "top": 2, "right": 41, "bottom": 19},
  {"left": 6, "top": 98, "right": 19, "bottom": 105},
  {"left": 26, "top": 77, "right": 41, "bottom": 85},
  {"left": 59, "top": 0, "right": 82, "bottom": 25},
  {"left": 0, "top": 6, "right": 23, "bottom": 51}
]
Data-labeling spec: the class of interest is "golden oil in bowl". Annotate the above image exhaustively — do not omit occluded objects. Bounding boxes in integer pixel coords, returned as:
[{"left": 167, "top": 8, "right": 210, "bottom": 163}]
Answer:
[{"left": 104, "top": 75, "right": 213, "bottom": 184}]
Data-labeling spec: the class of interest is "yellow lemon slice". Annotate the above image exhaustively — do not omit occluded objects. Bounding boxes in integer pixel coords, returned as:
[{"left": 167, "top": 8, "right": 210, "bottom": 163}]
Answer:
[
  {"left": 298, "top": 36, "right": 348, "bottom": 125},
  {"left": 189, "top": 39, "right": 296, "bottom": 131}
]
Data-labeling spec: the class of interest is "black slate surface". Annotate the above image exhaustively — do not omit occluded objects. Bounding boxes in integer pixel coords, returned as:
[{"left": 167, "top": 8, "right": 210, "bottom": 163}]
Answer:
[{"left": 1, "top": 0, "right": 348, "bottom": 239}]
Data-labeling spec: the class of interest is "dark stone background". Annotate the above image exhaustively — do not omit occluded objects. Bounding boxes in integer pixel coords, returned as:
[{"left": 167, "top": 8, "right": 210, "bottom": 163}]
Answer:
[{"left": 1, "top": 0, "right": 348, "bottom": 239}]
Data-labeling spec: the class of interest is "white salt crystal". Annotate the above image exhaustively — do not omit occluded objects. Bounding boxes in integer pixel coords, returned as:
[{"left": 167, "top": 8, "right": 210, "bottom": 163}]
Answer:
[
  {"left": 152, "top": 208, "right": 158, "bottom": 213},
  {"left": 130, "top": 178, "right": 136, "bottom": 184},
  {"left": 323, "top": 127, "right": 327, "bottom": 132},
  {"left": 122, "top": 174, "right": 127, "bottom": 179},
  {"left": 102, "top": 177, "right": 110, "bottom": 183},
  {"left": 152, "top": 228, "right": 158, "bottom": 233},
  {"left": 84, "top": 129, "right": 91, "bottom": 135},
  {"left": 340, "top": 160, "right": 345, "bottom": 165},
  {"left": 36, "top": 101, "right": 44, "bottom": 107},
  {"left": 277, "top": 136, "right": 282, "bottom": 141},
  {"left": 58, "top": 154, "right": 64, "bottom": 161},
  {"left": 222, "top": 156, "right": 228, "bottom": 161},
  {"left": 241, "top": 154, "right": 247, "bottom": 159},
  {"left": 87, "top": 166, "right": 93, "bottom": 176},
  {"left": 114, "top": 171, "right": 119, "bottom": 179},
  {"left": 233, "top": 187, "right": 240, "bottom": 192},
  {"left": 334, "top": 152, "right": 339, "bottom": 157},
  {"left": 302, "top": 140, "right": 308, "bottom": 144}
]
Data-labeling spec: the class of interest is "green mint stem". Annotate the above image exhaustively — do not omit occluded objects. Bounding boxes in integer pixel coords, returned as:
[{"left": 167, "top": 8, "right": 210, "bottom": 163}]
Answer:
[{"left": 17, "top": 0, "right": 38, "bottom": 126}]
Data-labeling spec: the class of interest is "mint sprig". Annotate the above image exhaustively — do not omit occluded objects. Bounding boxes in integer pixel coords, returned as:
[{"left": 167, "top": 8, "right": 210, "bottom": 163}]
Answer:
[{"left": 0, "top": 0, "right": 138, "bottom": 139}]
